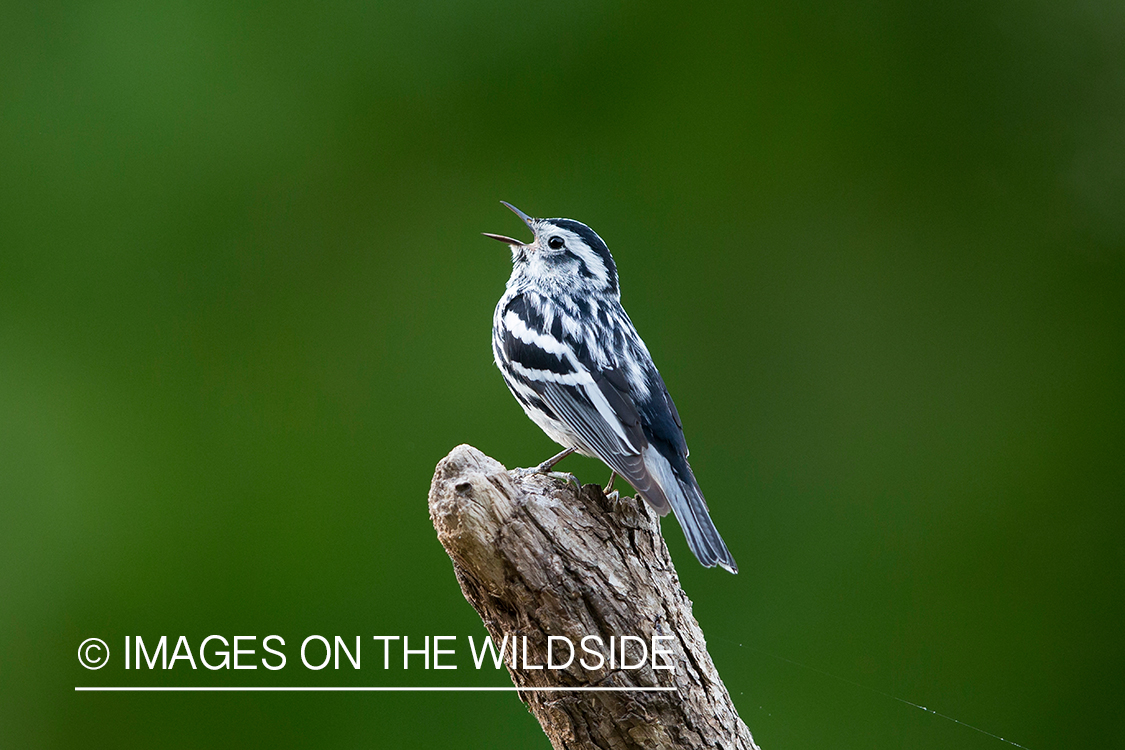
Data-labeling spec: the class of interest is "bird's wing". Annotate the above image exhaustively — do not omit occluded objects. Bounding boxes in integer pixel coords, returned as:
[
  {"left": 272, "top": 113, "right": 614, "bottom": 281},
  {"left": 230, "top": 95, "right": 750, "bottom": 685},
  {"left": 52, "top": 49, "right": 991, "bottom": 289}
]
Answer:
[
  {"left": 497, "top": 300, "right": 653, "bottom": 483},
  {"left": 636, "top": 368, "right": 690, "bottom": 459},
  {"left": 499, "top": 331, "right": 641, "bottom": 454}
]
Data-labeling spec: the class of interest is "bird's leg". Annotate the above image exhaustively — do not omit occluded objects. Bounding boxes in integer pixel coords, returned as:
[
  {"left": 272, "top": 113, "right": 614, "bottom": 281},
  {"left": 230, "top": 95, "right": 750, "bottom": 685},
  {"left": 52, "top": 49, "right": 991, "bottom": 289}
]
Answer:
[
  {"left": 604, "top": 470, "right": 620, "bottom": 502},
  {"left": 516, "top": 447, "right": 581, "bottom": 492},
  {"left": 535, "top": 447, "right": 575, "bottom": 473}
]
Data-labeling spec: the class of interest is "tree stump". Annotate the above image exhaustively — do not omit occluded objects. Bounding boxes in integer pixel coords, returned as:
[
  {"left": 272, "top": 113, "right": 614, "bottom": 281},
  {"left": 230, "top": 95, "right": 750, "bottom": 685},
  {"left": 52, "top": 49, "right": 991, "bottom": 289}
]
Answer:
[{"left": 428, "top": 444, "right": 760, "bottom": 750}]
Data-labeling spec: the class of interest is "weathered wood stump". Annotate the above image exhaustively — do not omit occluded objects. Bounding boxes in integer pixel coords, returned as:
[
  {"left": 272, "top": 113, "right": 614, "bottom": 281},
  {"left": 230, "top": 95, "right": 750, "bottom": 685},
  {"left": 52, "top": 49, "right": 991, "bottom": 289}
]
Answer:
[{"left": 428, "top": 444, "right": 759, "bottom": 750}]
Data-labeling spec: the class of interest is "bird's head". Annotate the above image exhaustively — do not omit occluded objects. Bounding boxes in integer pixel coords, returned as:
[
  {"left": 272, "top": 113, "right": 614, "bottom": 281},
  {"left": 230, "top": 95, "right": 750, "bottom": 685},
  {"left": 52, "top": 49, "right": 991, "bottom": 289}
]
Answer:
[{"left": 484, "top": 202, "right": 618, "bottom": 296}]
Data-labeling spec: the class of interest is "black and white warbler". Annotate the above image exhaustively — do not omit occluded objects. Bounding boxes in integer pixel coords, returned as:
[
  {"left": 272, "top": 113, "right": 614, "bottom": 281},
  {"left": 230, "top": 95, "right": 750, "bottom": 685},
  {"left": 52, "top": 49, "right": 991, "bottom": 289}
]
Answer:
[{"left": 485, "top": 202, "right": 737, "bottom": 573}]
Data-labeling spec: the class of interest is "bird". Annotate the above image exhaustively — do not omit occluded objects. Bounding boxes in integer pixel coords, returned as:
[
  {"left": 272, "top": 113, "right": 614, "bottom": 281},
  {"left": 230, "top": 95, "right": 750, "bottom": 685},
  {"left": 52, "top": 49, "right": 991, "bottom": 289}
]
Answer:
[{"left": 484, "top": 202, "right": 737, "bottom": 573}]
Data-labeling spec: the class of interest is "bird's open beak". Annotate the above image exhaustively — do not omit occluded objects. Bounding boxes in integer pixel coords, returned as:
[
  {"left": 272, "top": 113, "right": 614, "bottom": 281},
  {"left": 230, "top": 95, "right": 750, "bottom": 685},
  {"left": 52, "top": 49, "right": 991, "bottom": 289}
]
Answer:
[
  {"left": 481, "top": 232, "right": 524, "bottom": 245},
  {"left": 482, "top": 201, "right": 535, "bottom": 246}
]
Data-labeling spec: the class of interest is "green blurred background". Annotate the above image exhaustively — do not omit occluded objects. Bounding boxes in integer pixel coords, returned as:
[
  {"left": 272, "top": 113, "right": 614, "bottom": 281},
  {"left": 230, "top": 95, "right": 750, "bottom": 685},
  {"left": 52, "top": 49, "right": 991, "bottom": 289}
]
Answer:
[{"left": 2, "top": 1, "right": 1122, "bottom": 748}]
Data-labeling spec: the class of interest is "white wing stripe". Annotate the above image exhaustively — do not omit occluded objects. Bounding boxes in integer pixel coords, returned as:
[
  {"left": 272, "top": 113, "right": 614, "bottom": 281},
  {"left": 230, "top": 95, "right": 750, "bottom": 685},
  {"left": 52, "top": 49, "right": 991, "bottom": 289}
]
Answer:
[
  {"left": 509, "top": 360, "right": 593, "bottom": 387},
  {"left": 583, "top": 381, "right": 636, "bottom": 449},
  {"left": 504, "top": 310, "right": 567, "bottom": 356}
]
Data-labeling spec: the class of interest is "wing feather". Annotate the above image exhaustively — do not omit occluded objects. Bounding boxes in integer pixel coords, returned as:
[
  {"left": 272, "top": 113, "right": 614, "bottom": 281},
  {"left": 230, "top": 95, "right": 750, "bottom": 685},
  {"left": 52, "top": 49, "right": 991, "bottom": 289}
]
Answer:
[{"left": 498, "top": 293, "right": 683, "bottom": 515}]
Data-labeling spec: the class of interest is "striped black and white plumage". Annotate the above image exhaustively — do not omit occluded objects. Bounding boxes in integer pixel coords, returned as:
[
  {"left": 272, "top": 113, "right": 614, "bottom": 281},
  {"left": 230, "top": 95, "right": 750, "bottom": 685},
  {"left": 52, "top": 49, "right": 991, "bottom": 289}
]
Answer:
[{"left": 484, "top": 202, "right": 737, "bottom": 574}]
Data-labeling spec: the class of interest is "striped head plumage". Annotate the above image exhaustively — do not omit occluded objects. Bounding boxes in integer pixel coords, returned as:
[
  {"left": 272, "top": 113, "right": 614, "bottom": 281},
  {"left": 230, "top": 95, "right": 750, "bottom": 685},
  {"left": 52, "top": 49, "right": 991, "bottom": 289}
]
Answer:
[{"left": 484, "top": 201, "right": 619, "bottom": 298}]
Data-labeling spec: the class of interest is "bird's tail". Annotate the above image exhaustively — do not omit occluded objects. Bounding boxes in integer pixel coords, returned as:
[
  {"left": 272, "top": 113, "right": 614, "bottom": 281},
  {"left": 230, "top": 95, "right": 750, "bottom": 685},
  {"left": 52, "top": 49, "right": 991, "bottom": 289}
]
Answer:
[{"left": 641, "top": 446, "right": 738, "bottom": 574}]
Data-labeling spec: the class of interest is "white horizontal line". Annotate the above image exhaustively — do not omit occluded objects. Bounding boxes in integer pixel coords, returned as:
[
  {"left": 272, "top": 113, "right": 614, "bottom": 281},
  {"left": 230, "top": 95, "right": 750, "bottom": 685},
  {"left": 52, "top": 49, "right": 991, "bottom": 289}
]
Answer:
[{"left": 75, "top": 686, "right": 676, "bottom": 692}]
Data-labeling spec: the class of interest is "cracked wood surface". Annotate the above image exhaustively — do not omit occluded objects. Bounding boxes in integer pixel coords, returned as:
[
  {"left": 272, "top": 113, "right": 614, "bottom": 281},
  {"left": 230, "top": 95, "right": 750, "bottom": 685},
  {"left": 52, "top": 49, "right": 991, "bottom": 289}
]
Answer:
[{"left": 428, "top": 444, "right": 760, "bottom": 750}]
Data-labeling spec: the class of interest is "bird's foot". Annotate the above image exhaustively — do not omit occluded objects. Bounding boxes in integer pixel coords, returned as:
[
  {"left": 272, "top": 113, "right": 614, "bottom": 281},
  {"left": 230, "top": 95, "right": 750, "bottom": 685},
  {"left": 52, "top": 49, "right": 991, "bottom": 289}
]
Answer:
[
  {"left": 512, "top": 447, "right": 581, "bottom": 493},
  {"left": 513, "top": 466, "right": 582, "bottom": 493},
  {"left": 545, "top": 471, "right": 582, "bottom": 493},
  {"left": 599, "top": 469, "right": 620, "bottom": 501}
]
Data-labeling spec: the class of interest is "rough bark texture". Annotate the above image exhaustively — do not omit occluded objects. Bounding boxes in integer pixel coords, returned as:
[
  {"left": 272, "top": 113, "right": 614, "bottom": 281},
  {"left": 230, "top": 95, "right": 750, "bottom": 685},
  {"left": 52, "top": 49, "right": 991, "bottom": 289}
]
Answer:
[{"left": 428, "top": 444, "right": 760, "bottom": 750}]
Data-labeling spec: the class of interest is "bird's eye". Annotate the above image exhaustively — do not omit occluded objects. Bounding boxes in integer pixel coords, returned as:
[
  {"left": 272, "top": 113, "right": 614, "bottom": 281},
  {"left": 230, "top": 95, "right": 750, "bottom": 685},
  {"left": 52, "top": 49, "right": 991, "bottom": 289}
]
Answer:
[{"left": 547, "top": 236, "right": 565, "bottom": 250}]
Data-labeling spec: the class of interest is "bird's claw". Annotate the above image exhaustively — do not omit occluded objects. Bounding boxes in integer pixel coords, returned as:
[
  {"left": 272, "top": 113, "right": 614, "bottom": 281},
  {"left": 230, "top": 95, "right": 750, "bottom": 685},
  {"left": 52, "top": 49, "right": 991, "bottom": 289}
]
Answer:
[
  {"left": 545, "top": 471, "right": 582, "bottom": 493},
  {"left": 512, "top": 465, "right": 582, "bottom": 493}
]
